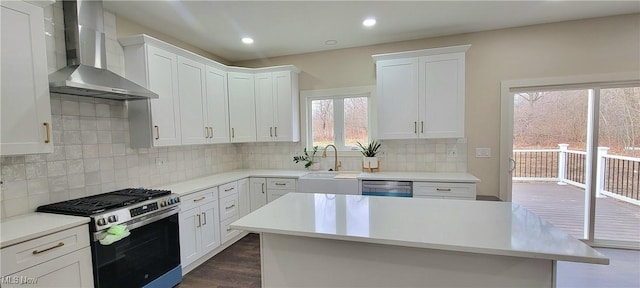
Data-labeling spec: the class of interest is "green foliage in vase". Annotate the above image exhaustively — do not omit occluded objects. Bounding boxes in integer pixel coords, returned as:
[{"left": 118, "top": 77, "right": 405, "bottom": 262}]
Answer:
[{"left": 293, "top": 146, "right": 319, "bottom": 168}]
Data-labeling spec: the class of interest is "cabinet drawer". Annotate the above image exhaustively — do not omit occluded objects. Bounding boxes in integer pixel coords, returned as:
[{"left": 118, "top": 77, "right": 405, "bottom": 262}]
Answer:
[
  {"left": 219, "top": 181, "right": 238, "bottom": 198},
  {"left": 219, "top": 194, "right": 238, "bottom": 221},
  {"left": 181, "top": 188, "right": 218, "bottom": 211},
  {"left": 413, "top": 182, "right": 476, "bottom": 200},
  {"left": 267, "top": 178, "right": 296, "bottom": 191},
  {"left": 220, "top": 215, "right": 240, "bottom": 244},
  {"left": 1, "top": 225, "right": 90, "bottom": 275}
]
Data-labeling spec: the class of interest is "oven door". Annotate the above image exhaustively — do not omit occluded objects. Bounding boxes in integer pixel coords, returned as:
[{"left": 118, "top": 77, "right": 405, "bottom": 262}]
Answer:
[{"left": 92, "top": 207, "right": 181, "bottom": 288}]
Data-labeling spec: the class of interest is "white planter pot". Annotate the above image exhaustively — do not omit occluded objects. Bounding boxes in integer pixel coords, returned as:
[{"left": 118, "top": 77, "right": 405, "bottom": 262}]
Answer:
[
  {"left": 310, "top": 162, "right": 321, "bottom": 171},
  {"left": 363, "top": 157, "right": 379, "bottom": 169}
]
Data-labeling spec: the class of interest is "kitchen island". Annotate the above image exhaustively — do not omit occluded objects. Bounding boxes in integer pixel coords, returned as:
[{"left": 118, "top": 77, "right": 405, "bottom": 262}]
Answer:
[{"left": 230, "top": 193, "right": 608, "bottom": 288}]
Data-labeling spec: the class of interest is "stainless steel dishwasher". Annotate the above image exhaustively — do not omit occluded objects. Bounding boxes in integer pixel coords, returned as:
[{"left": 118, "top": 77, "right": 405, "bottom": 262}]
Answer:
[{"left": 361, "top": 180, "right": 412, "bottom": 197}]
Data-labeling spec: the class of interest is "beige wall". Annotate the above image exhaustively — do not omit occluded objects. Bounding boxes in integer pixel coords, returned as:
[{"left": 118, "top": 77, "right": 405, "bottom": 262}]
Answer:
[{"left": 235, "top": 14, "right": 640, "bottom": 197}]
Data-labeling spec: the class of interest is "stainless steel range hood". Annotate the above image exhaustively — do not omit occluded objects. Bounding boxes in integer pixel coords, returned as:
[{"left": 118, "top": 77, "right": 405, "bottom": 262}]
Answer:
[{"left": 49, "top": 0, "right": 157, "bottom": 100}]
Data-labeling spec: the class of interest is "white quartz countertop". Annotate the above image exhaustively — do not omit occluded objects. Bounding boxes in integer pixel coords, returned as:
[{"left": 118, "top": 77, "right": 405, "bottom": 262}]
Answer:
[
  {"left": 231, "top": 193, "right": 608, "bottom": 265},
  {"left": 0, "top": 213, "right": 89, "bottom": 248},
  {"left": 155, "top": 169, "right": 479, "bottom": 196},
  {"left": 359, "top": 171, "right": 479, "bottom": 182}
]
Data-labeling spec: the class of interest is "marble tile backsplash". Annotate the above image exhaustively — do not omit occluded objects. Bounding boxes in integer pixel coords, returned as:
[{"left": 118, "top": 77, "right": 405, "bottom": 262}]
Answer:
[{"left": 239, "top": 139, "right": 467, "bottom": 172}]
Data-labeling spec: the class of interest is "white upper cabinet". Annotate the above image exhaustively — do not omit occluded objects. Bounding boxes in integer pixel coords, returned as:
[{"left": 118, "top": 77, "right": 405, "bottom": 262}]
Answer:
[
  {"left": 121, "top": 35, "right": 300, "bottom": 147},
  {"left": 255, "top": 71, "right": 300, "bottom": 142},
  {"left": 205, "top": 66, "right": 230, "bottom": 143},
  {"left": 125, "top": 44, "right": 181, "bottom": 147},
  {"left": 1, "top": 1, "right": 53, "bottom": 155},
  {"left": 228, "top": 71, "right": 257, "bottom": 143},
  {"left": 178, "top": 56, "right": 207, "bottom": 145},
  {"left": 375, "top": 58, "right": 419, "bottom": 140},
  {"left": 373, "top": 45, "right": 470, "bottom": 140}
]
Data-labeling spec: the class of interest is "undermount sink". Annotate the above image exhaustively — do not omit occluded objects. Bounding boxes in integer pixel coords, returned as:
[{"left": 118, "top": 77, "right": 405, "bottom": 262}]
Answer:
[{"left": 298, "top": 171, "right": 359, "bottom": 195}]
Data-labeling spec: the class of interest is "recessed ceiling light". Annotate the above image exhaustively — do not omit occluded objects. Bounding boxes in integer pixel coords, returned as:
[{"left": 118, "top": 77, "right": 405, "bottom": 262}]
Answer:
[
  {"left": 363, "top": 18, "right": 376, "bottom": 27},
  {"left": 242, "top": 37, "right": 254, "bottom": 44},
  {"left": 325, "top": 40, "right": 338, "bottom": 45}
]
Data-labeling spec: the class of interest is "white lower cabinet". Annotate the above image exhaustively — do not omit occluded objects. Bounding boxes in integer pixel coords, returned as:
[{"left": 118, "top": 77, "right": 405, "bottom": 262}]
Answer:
[
  {"left": 0, "top": 225, "right": 93, "bottom": 288},
  {"left": 249, "top": 178, "right": 267, "bottom": 211},
  {"left": 179, "top": 188, "right": 220, "bottom": 268},
  {"left": 413, "top": 182, "right": 476, "bottom": 200},
  {"left": 237, "top": 178, "right": 250, "bottom": 217}
]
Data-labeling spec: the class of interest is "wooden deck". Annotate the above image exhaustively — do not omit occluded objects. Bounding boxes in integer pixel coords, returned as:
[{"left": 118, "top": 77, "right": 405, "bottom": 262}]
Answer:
[{"left": 512, "top": 182, "right": 640, "bottom": 243}]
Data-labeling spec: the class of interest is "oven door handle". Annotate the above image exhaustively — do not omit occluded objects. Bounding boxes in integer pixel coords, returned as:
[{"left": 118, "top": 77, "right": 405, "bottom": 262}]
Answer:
[{"left": 93, "top": 207, "right": 180, "bottom": 242}]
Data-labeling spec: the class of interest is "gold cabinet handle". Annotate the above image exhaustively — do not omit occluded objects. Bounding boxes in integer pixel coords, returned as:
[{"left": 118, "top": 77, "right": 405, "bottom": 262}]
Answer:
[
  {"left": 43, "top": 122, "right": 51, "bottom": 143},
  {"left": 270, "top": 127, "right": 273, "bottom": 137},
  {"left": 226, "top": 227, "right": 232, "bottom": 232},
  {"left": 414, "top": 122, "right": 417, "bottom": 133},
  {"left": 33, "top": 242, "right": 64, "bottom": 255},
  {"left": 232, "top": 128, "right": 235, "bottom": 138},
  {"left": 224, "top": 187, "right": 235, "bottom": 192},
  {"left": 197, "top": 214, "right": 201, "bottom": 227},
  {"left": 154, "top": 125, "right": 160, "bottom": 140},
  {"left": 436, "top": 188, "right": 452, "bottom": 192},
  {"left": 209, "top": 127, "right": 213, "bottom": 138},
  {"left": 274, "top": 126, "right": 277, "bottom": 137},
  {"left": 261, "top": 183, "right": 265, "bottom": 194},
  {"left": 421, "top": 121, "right": 424, "bottom": 133},
  {"left": 193, "top": 196, "right": 206, "bottom": 202},
  {"left": 225, "top": 204, "right": 235, "bottom": 210},
  {"left": 275, "top": 183, "right": 286, "bottom": 186},
  {"left": 201, "top": 212, "right": 206, "bottom": 225},
  {"left": 205, "top": 127, "right": 210, "bottom": 138}
]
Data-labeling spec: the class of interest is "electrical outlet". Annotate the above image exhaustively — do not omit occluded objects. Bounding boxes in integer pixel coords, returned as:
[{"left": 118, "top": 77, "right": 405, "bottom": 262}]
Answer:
[
  {"left": 446, "top": 147, "right": 457, "bottom": 158},
  {"left": 155, "top": 158, "right": 166, "bottom": 167},
  {"left": 476, "top": 148, "right": 491, "bottom": 158}
]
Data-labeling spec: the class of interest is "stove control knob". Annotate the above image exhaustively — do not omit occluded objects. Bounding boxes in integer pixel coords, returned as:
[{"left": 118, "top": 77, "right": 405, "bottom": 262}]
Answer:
[
  {"left": 97, "top": 218, "right": 107, "bottom": 226},
  {"left": 108, "top": 215, "right": 118, "bottom": 223},
  {"left": 160, "top": 201, "right": 166, "bottom": 207},
  {"left": 169, "top": 198, "right": 175, "bottom": 205},
  {"left": 176, "top": 197, "right": 180, "bottom": 203}
]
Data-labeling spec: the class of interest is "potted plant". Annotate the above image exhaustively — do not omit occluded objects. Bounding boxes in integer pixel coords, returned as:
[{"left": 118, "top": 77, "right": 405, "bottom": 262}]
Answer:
[
  {"left": 293, "top": 146, "right": 320, "bottom": 170},
  {"left": 357, "top": 140, "right": 381, "bottom": 171}
]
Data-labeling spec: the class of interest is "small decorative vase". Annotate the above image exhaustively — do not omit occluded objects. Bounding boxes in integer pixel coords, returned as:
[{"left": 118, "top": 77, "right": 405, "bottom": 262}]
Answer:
[
  {"left": 363, "top": 157, "right": 379, "bottom": 169},
  {"left": 310, "top": 162, "right": 321, "bottom": 171}
]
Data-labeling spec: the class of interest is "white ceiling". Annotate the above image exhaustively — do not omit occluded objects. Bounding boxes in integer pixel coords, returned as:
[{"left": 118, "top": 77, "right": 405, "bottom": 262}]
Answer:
[{"left": 103, "top": 1, "right": 640, "bottom": 62}]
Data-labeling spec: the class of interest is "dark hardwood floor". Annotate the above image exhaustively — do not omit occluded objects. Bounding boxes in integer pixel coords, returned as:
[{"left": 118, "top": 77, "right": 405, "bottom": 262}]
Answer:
[{"left": 179, "top": 233, "right": 261, "bottom": 288}]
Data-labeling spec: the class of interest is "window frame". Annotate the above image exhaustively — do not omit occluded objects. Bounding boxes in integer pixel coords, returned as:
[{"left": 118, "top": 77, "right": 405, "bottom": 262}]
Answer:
[{"left": 301, "top": 86, "right": 376, "bottom": 153}]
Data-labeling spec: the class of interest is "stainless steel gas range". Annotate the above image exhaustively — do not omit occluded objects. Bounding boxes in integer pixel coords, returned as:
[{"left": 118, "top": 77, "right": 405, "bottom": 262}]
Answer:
[{"left": 37, "top": 188, "right": 182, "bottom": 288}]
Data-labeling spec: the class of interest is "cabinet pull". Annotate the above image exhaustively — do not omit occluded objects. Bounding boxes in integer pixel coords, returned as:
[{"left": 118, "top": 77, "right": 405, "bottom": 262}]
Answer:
[
  {"left": 261, "top": 183, "right": 265, "bottom": 194},
  {"left": 436, "top": 188, "right": 452, "bottom": 192},
  {"left": 421, "top": 121, "right": 424, "bottom": 133},
  {"left": 414, "top": 121, "right": 417, "bottom": 133},
  {"left": 274, "top": 127, "right": 277, "bottom": 137},
  {"left": 270, "top": 127, "right": 273, "bottom": 137},
  {"left": 224, "top": 187, "right": 235, "bottom": 192},
  {"left": 275, "top": 183, "right": 286, "bottom": 186},
  {"left": 33, "top": 242, "right": 64, "bottom": 255},
  {"left": 232, "top": 128, "right": 235, "bottom": 138},
  {"left": 154, "top": 125, "right": 160, "bottom": 140},
  {"left": 225, "top": 204, "right": 235, "bottom": 210},
  {"left": 193, "top": 196, "right": 206, "bottom": 202},
  {"left": 43, "top": 122, "right": 51, "bottom": 143},
  {"left": 201, "top": 212, "right": 206, "bottom": 225},
  {"left": 226, "top": 228, "right": 232, "bottom": 232},
  {"left": 205, "top": 127, "right": 210, "bottom": 138},
  {"left": 197, "top": 214, "right": 201, "bottom": 227},
  {"left": 209, "top": 127, "right": 213, "bottom": 138}
]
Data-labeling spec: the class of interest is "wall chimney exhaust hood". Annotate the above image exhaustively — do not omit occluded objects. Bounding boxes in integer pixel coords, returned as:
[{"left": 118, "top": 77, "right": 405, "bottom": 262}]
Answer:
[{"left": 48, "top": 0, "right": 157, "bottom": 100}]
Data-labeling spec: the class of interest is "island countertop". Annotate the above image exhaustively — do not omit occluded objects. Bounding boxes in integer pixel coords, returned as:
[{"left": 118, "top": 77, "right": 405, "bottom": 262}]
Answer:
[{"left": 231, "top": 193, "right": 608, "bottom": 265}]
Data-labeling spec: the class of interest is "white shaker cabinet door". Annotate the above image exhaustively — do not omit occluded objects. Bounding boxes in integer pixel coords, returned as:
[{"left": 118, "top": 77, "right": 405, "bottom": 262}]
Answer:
[
  {"left": 273, "top": 71, "right": 298, "bottom": 142},
  {"left": 419, "top": 53, "right": 465, "bottom": 138},
  {"left": 6, "top": 247, "right": 94, "bottom": 288},
  {"left": 376, "top": 58, "right": 419, "bottom": 140},
  {"left": 238, "top": 178, "right": 251, "bottom": 218},
  {"left": 147, "top": 46, "right": 181, "bottom": 147},
  {"left": 205, "top": 66, "right": 230, "bottom": 143},
  {"left": 1, "top": 1, "right": 53, "bottom": 155},
  {"left": 228, "top": 72, "right": 256, "bottom": 143},
  {"left": 179, "top": 206, "right": 202, "bottom": 268},
  {"left": 255, "top": 72, "right": 275, "bottom": 142},
  {"left": 249, "top": 178, "right": 267, "bottom": 212},
  {"left": 199, "top": 200, "right": 221, "bottom": 254},
  {"left": 178, "top": 56, "right": 207, "bottom": 145}
]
